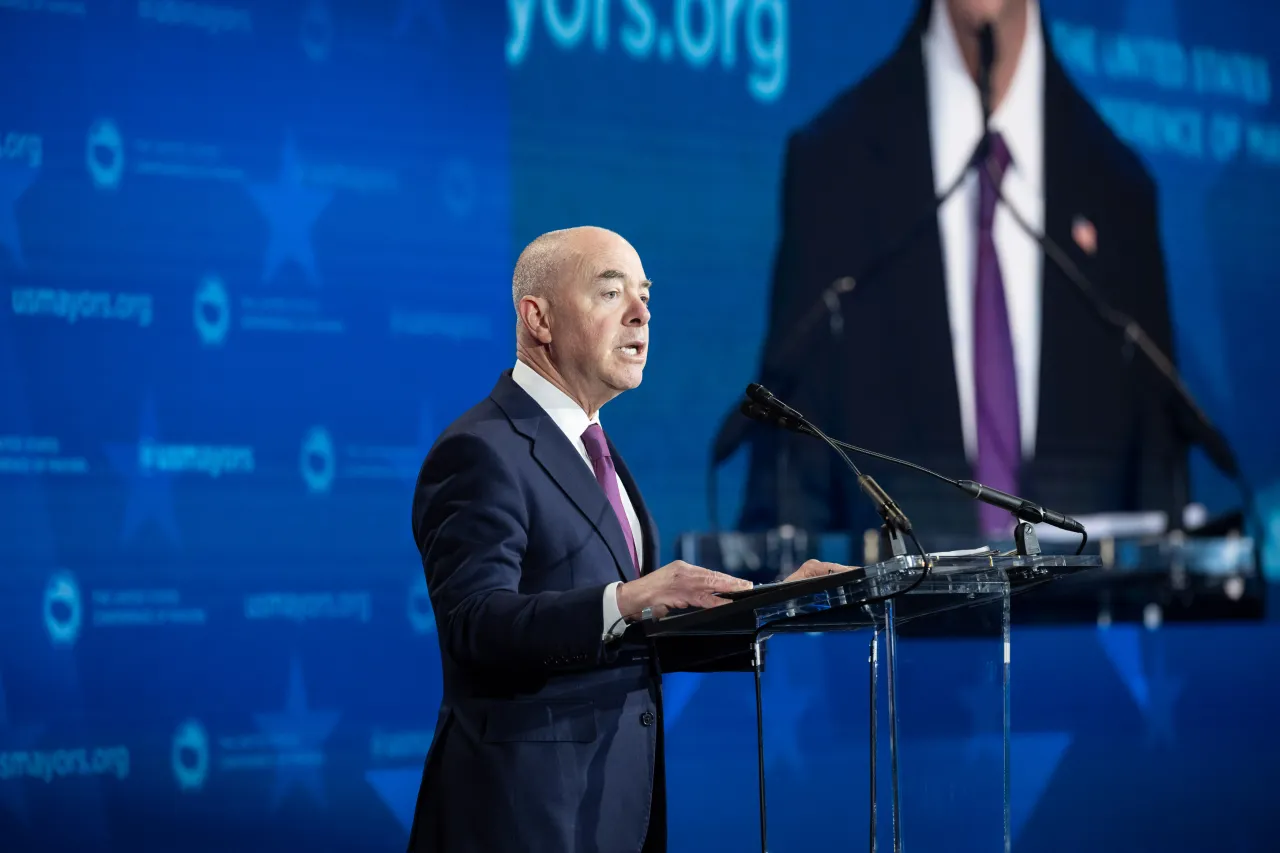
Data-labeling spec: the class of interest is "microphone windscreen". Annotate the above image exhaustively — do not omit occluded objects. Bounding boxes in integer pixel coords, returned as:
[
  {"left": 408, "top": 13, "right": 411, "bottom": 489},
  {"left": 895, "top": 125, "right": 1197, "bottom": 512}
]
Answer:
[{"left": 745, "top": 383, "right": 770, "bottom": 405}]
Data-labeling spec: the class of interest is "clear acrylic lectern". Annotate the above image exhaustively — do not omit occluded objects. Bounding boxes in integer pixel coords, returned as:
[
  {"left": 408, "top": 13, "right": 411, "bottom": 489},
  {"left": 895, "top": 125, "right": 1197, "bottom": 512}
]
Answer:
[{"left": 641, "top": 549, "right": 1101, "bottom": 853}]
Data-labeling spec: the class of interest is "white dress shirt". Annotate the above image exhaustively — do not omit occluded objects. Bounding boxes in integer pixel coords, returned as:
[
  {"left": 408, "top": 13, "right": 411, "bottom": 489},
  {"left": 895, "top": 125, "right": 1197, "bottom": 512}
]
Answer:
[
  {"left": 924, "top": 0, "right": 1045, "bottom": 460},
  {"left": 510, "top": 359, "right": 642, "bottom": 641}
]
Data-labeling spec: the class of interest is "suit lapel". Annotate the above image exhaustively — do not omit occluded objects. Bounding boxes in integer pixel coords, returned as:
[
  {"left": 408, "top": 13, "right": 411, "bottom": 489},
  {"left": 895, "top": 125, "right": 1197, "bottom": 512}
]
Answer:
[
  {"left": 1033, "top": 48, "right": 1093, "bottom": 470},
  {"left": 862, "top": 33, "right": 967, "bottom": 461},
  {"left": 490, "top": 372, "right": 637, "bottom": 583}
]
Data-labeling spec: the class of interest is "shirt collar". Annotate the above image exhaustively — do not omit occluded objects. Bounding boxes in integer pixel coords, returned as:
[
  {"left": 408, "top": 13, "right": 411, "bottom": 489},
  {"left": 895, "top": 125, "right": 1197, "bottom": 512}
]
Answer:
[
  {"left": 511, "top": 359, "right": 599, "bottom": 450},
  {"left": 924, "top": 0, "right": 1044, "bottom": 193}
]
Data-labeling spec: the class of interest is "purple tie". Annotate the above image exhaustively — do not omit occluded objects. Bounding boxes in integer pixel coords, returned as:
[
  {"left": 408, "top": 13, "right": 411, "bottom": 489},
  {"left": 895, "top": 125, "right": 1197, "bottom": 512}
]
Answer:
[
  {"left": 581, "top": 423, "right": 639, "bottom": 576},
  {"left": 973, "top": 132, "right": 1020, "bottom": 538}
]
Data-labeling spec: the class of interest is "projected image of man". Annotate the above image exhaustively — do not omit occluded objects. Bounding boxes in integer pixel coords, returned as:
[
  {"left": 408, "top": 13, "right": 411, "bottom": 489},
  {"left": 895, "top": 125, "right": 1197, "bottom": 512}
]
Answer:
[{"left": 739, "top": 0, "right": 1188, "bottom": 541}]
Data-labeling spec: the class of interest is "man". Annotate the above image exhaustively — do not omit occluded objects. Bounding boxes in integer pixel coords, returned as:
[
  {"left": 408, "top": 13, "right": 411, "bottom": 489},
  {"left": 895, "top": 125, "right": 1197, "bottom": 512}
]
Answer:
[
  {"left": 409, "top": 226, "right": 843, "bottom": 852},
  {"left": 738, "top": 0, "right": 1189, "bottom": 542}
]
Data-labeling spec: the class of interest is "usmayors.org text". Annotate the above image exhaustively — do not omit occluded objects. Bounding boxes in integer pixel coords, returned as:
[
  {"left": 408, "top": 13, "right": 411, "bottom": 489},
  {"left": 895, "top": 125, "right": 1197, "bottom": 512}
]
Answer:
[
  {"left": 12, "top": 288, "right": 153, "bottom": 327},
  {"left": 0, "top": 746, "right": 130, "bottom": 782},
  {"left": 507, "top": 0, "right": 788, "bottom": 103}
]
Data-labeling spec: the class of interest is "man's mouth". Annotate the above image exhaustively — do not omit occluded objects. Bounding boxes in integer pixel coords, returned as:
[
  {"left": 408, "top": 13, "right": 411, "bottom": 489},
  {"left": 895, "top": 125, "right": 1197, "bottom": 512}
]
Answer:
[{"left": 617, "top": 343, "right": 645, "bottom": 357}]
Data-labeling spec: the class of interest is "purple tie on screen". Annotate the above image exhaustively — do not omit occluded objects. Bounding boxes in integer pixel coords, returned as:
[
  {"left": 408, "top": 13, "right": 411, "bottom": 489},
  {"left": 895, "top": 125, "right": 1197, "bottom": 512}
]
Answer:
[
  {"left": 973, "top": 132, "right": 1021, "bottom": 538},
  {"left": 581, "top": 423, "right": 639, "bottom": 575}
]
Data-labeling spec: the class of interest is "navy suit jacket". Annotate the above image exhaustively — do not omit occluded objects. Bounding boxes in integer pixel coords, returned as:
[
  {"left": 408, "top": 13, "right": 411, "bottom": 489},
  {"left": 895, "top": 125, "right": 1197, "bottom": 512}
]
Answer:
[{"left": 407, "top": 370, "right": 665, "bottom": 853}]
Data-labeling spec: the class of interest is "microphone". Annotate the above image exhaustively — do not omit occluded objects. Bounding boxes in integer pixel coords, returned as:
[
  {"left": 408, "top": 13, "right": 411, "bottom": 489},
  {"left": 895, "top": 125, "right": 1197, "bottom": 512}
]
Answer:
[
  {"left": 735, "top": 402, "right": 934, "bottom": 607},
  {"left": 740, "top": 391, "right": 914, "bottom": 536},
  {"left": 740, "top": 400, "right": 802, "bottom": 433},
  {"left": 954, "top": 481, "right": 1084, "bottom": 534},
  {"left": 978, "top": 23, "right": 995, "bottom": 115},
  {"left": 740, "top": 397, "right": 1089, "bottom": 550},
  {"left": 745, "top": 383, "right": 804, "bottom": 423},
  {"left": 976, "top": 22, "right": 996, "bottom": 161}
]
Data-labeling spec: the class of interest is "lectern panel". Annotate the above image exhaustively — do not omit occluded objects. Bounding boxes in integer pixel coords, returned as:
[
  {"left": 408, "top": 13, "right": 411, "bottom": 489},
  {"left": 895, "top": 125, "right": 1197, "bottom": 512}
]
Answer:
[
  {"left": 883, "top": 594, "right": 1011, "bottom": 853},
  {"left": 643, "top": 550, "right": 1101, "bottom": 853}
]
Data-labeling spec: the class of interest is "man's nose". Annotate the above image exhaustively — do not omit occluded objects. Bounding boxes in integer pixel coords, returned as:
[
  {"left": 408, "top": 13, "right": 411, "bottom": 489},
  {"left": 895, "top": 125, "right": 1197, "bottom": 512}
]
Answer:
[{"left": 627, "top": 294, "right": 650, "bottom": 325}]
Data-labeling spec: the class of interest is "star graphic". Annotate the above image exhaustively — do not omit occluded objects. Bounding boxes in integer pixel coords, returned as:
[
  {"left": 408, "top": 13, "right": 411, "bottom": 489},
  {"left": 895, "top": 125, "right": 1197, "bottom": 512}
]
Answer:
[
  {"left": 1097, "top": 625, "right": 1184, "bottom": 748},
  {"left": 394, "top": 0, "right": 446, "bottom": 38},
  {"left": 104, "top": 396, "right": 180, "bottom": 546},
  {"left": 252, "top": 657, "right": 341, "bottom": 810},
  {"left": 1008, "top": 732, "right": 1072, "bottom": 843},
  {"left": 247, "top": 136, "right": 332, "bottom": 287},
  {"left": 366, "top": 767, "right": 422, "bottom": 835},
  {"left": 1097, "top": 624, "right": 1150, "bottom": 711},
  {"left": 0, "top": 671, "right": 46, "bottom": 823},
  {"left": 0, "top": 159, "right": 37, "bottom": 269}
]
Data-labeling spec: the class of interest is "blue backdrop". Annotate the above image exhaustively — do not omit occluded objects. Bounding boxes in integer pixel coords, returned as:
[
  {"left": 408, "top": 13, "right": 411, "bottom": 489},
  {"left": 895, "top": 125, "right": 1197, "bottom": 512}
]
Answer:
[{"left": 1, "top": 1, "right": 1278, "bottom": 850}]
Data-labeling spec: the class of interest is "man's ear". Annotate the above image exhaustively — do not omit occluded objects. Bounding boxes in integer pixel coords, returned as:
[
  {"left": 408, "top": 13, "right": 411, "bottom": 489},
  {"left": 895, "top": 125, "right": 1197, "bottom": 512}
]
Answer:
[{"left": 517, "top": 296, "right": 553, "bottom": 345}]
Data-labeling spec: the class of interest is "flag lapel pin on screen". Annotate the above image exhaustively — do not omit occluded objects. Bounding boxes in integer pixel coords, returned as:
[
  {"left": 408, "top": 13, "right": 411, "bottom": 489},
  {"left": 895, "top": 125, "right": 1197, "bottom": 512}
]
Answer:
[{"left": 1072, "top": 216, "right": 1097, "bottom": 256}]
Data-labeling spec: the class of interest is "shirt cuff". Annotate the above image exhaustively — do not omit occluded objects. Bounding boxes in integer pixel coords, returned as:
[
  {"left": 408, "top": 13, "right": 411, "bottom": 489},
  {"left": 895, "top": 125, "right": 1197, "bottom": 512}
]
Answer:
[{"left": 602, "top": 581, "right": 626, "bottom": 642}]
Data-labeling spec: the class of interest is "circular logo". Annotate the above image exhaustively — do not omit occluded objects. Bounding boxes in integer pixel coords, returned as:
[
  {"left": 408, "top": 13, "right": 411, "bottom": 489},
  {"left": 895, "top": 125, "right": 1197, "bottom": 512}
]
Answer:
[
  {"left": 300, "top": 426, "right": 335, "bottom": 494},
  {"left": 172, "top": 719, "right": 210, "bottom": 792},
  {"left": 407, "top": 581, "right": 435, "bottom": 635},
  {"left": 300, "top": 0, "right": 332, "bottom": 62},
  {"left": 194, "top": 275, "right": 231, "bottom": 347},
  {"left": 86, "top": 119, "right": 124, "bottom": 190},
  {"left": 43, "top": 571, "right": 82, "bottom": 647}
]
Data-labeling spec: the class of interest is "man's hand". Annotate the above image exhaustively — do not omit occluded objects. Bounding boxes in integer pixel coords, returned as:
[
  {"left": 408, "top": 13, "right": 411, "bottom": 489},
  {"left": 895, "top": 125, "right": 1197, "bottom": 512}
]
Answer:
[
  {"left": 615, "top": 561, "right": 753, "bottom": 622},
  {"left": 782, "top": 559, "right": 859, "bottom": 583}
]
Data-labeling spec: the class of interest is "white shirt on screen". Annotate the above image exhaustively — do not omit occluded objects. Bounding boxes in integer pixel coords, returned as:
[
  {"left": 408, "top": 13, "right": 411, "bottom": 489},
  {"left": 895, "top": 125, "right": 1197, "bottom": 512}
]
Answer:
[
  {"left": 511, "top": 359, "right": 641, "bottom": 642},
  {"left": 924, "top": 0, "right": 1045, "bottom": 460}
]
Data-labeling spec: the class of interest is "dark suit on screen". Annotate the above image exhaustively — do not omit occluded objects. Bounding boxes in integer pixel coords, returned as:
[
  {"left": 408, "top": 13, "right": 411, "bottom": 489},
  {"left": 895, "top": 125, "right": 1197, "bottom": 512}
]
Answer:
[
  {"left": 739, "top": 1, "right": 1189, "bottom": 540},
  {"left": 408, "top": 370, "right": 665, "bottom": 853}
]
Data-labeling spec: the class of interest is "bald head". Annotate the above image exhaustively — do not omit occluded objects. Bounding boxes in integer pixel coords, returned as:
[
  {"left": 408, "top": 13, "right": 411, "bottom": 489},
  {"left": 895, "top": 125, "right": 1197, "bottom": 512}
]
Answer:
[
  {"left": 511, "top": 226, "right": 652, "bottom": 416},
  {"left": 512, "top": 226, "right": 619, "bottom": 307}
]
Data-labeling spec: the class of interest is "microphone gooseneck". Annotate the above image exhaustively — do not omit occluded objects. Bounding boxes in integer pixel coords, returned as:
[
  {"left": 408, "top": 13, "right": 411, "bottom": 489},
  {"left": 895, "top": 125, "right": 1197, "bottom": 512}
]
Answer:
[
  {"left": 742, "top": 388, "right": 915, "bottom": 539},
  {"left": 974, "top": 80, "right": 1253, "bottom": 545},
  {"left": 976, "top": 22, "right": 996, "bottom": 161},
  {"left": 739, "top": 395, "right": 1089, "bottom": 553},
  {"left": 741, "top": 386, "right": 934, "bottom": 600}
]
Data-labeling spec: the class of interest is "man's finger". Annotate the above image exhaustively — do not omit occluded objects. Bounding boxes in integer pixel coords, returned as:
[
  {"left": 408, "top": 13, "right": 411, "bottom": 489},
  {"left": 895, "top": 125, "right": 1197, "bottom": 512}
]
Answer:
[
  {"left": 808, "top": 561, "right": 855, "bottom": 577},
  {"left": 709, "top": 572, "right": 752, "bottom": 591}
]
